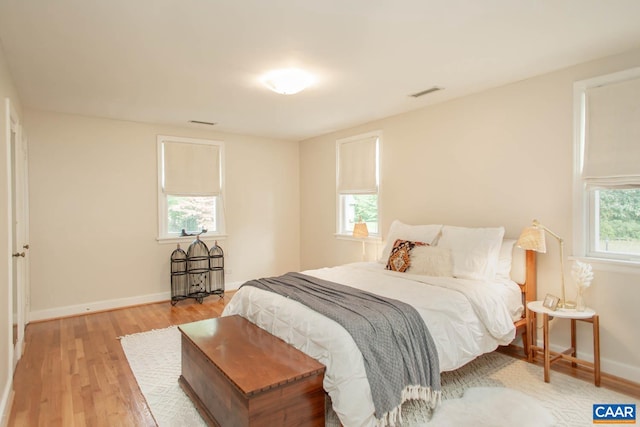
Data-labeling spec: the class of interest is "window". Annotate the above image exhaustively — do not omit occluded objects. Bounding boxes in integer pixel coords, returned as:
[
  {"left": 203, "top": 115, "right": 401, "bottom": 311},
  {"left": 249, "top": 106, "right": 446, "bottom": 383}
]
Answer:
[
  {"left": 574, "top": 68, "right": 640, "bottom": 262},
  {"left": 157, "top": 135, "right": 225, "bottom": 240},
  {"left": 336, "top": 131, "right": 380, "bottom": 236}
]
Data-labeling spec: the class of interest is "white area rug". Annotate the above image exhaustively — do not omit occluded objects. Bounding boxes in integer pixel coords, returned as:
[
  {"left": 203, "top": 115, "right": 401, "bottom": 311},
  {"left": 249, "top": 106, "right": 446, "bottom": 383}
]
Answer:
[
  {"left": 121, "top": 326, "right": 639, "bottom": 427},
  {"left": 430, "top": 387, "right": 553, "bottom": 427},
  {"left": 120, "top": 327, "right": 207, "bottom": 427}
]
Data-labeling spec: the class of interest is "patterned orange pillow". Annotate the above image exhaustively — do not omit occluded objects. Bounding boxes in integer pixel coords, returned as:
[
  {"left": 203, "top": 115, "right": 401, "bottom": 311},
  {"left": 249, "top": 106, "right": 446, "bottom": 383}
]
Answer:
[{"left": 386, "top": 239, "right": 428, "bottom": 272}]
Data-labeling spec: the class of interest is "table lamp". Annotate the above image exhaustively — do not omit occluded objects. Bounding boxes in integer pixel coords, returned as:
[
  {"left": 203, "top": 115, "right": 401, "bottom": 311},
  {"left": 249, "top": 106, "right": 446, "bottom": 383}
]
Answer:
[
  {"left": 516, "top": 219, "right": 575, "bottom": 309},
  {"left": 353, "top": 219, "right": 369, "bottom": 261}
]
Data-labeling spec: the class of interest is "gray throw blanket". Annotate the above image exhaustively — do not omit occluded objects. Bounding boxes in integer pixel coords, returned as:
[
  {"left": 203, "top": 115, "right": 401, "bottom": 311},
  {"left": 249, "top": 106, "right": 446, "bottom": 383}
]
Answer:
[{"left": 242, "top": 272, "right": 441, "bottom": 426}]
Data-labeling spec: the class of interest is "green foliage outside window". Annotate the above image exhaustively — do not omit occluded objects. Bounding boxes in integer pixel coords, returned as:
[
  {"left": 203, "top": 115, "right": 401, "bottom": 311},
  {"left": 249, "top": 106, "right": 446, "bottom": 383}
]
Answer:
[
  {"left": 598, "top": 189, "right": 640, "bottom": 254},
  {"left": 167, "top": 195, "right": 215, "bottom": 234},
  {"left": 353, "top": 195, "right": 378, "bottom": 224},
  {"left": 349, "top": 194, "right": 378, "bottom": 234}
]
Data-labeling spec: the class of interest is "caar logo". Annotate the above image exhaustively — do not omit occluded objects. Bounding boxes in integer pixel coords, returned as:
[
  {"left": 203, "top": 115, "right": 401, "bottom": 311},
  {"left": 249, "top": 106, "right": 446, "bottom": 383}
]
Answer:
[{"left": 593, "top": 404, "right": 636, "bottom": 424}]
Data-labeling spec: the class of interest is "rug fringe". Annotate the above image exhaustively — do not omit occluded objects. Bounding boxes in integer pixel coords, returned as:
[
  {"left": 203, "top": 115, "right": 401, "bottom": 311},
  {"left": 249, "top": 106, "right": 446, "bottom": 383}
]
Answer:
[
  {"left": 374, "top": 386, "right": 441, "bottom": 427},
  {"left": 117, "top": 325, "right": 178, "bottom": 340}
]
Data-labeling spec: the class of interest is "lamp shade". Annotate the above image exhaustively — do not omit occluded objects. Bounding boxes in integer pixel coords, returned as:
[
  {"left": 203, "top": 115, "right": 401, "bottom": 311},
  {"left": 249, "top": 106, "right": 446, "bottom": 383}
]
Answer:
[
  {"left": 353, "top": 222, "right": 369, "bottom": 238},
  {"left": 516, "top": 225, "right": 546, "bottom": 253}
]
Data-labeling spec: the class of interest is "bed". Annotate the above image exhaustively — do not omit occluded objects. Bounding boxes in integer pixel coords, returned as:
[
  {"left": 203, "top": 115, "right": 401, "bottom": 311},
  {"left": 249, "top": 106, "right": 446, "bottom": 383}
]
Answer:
[{"left": 222, "top": 222, "right": 536, "bottom": 427}]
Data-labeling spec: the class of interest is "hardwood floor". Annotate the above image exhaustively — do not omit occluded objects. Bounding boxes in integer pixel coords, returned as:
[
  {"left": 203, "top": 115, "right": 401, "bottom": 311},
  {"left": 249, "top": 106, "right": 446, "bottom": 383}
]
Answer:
[
  {"left": 9, "top": 295, "right": 231, "bottom": 427},
  {"left": 9, "top": 295, "right": 640, "bottom": 426},
  {"left": 499, "top": 344, "right": 640, "bottom": 400}
]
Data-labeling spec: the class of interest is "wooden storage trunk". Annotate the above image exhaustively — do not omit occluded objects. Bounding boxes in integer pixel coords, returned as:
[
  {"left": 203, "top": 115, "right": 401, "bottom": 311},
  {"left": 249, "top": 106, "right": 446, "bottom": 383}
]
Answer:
[{"left": 178, "top": 315, "right": 326, "bottom": 427}]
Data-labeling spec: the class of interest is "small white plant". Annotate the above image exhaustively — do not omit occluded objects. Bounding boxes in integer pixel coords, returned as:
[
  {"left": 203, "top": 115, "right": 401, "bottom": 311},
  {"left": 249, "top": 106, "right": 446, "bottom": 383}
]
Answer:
[{"left": 571, "top": 261, "right": 594, "bottom": 289}]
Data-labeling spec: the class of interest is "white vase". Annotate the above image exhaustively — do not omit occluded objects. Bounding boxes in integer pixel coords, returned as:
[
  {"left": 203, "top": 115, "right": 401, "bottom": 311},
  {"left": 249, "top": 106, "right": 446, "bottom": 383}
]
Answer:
[{"left": 576, "top": 286, "right": 586, "bottom": 312}]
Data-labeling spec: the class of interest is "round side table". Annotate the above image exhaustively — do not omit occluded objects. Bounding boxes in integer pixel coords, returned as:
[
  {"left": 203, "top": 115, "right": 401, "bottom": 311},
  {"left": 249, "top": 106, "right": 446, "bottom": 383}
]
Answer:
[{"left": 527, "top": 301, "right": 600, "bottom": 386}]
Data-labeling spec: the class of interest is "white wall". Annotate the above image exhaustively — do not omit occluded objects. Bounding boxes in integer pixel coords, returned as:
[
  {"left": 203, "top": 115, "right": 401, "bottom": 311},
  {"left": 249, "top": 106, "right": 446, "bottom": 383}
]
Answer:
[
  {"left": 0, "top": 40, "right": 23, "bottom": 425},
  {"left": 24, "top": 110, "right": 300, "bottom": 318},
  {"left": 300, "top": 47, "right": 640, "bottom": 382}
]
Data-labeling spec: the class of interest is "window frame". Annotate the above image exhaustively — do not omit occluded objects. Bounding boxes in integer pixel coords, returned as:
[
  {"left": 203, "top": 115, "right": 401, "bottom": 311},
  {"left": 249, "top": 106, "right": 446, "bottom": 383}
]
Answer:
[
  {"left": 573, "top": 68, "right": 640, "bottom": 266},
  {"left": 335, "top": 131, "right": 382, "bottom": 239},
  {"left": 157, "top": 135, "right": 226, "bottom": 243}
]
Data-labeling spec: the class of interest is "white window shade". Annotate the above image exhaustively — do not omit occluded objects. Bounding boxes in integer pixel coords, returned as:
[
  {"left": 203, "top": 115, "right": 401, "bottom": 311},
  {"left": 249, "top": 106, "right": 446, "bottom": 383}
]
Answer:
[
  {"left": 337, "top": 136, "right": 378, "bottom": 194},
  {"left": 583, "top": 76, "right": 640, "bottom": 188},
  {"left": 163, "top": 141, "right": 220, "bottom": 196}
]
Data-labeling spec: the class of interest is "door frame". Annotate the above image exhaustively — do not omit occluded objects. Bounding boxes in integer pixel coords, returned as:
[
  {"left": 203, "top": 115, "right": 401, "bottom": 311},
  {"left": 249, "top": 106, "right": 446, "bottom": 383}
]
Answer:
[{"left": 5, "top": 97, "right": 27, "bottom": 370}]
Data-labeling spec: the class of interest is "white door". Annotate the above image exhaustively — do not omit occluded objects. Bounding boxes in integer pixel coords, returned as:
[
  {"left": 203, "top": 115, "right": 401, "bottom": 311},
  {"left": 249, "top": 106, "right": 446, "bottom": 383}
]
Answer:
[{"left": 7, "top": 98, "right": 28, "bottom": 367}]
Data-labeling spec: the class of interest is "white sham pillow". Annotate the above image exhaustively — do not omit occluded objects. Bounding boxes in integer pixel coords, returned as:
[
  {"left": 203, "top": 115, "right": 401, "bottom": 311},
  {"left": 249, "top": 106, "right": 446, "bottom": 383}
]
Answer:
[
  {"left": 378, "top": 220, "right": 443, "bottom": 263},
  {"left": 510, "top": 244, "right": 527, "bottom": 285},
  {"left": 437, "top": 226, "right": 505, "bottom": 280},
  {"left": 406, "top": 246, "right": 454, "bottom": 277},
  {"left": 496, "top": 239, "right": 516, "bottom": 280}
]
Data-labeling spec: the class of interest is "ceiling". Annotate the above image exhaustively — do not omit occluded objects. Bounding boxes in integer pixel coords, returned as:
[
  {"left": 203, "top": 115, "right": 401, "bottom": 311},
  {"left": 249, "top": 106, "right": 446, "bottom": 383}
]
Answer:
[{"left": 1, "top": 1, "right": 640, "bottom": 141}]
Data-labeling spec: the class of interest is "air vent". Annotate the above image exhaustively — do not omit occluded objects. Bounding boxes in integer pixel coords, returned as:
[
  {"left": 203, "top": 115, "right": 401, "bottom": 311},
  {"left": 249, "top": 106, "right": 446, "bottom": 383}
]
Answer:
[
  {"left": 409, "top": 87, "right": 443, "bottom": 98},
  {"left": 189, "top": 120, "right": 216, "bottom": 126}
]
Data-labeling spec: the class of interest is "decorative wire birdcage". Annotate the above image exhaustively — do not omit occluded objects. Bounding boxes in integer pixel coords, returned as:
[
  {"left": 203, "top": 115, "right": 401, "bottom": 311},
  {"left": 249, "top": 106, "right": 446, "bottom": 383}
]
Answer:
[
  {"left": 209, "top": 241, "right": 225, "bottom": 296},
  {"left": 170, "top": 244, "right": 188, "bottom": 306},
  {"left": 170, "top": 237, "right": 225, "bottom": 305},
  {"left": 186, "top": 236, "right": 211, "bottom": 303}
]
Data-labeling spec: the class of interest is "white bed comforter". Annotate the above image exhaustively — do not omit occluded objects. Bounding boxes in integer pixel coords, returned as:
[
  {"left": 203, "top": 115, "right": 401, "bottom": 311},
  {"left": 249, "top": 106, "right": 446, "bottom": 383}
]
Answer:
[{"left": 222, "top": 262, "right": 523, "bottom": 427}]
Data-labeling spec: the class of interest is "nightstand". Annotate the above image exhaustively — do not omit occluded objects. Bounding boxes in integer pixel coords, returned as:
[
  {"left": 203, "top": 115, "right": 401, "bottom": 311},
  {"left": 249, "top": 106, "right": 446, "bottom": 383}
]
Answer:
[{"left": 527, "top": 300, "right": 600, "bottom": 386}]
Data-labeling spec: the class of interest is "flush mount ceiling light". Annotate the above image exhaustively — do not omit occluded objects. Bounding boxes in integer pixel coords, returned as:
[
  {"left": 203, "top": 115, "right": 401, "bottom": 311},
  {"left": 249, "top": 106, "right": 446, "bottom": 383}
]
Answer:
[{"left": 262, "top": 68, "right": 315, "bottom": 95}]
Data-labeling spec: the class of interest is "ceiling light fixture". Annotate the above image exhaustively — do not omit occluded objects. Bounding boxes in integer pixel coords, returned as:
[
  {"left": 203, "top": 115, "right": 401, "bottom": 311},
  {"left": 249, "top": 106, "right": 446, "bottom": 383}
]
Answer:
[{"left": 262, "top": 68, "right": 315, "bottom": 95}]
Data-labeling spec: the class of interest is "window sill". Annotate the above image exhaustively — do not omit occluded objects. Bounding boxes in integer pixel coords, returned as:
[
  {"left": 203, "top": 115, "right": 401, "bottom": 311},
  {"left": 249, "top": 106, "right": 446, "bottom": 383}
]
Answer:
[
  {"left": 334, "top": 234, "right": 382, "bottom": 243},
  {"left": 569, "top": 255, "right": 640, "bottom": 275},
  {"left": 157, "top": 234, "right": 228, "bottom": 245}
]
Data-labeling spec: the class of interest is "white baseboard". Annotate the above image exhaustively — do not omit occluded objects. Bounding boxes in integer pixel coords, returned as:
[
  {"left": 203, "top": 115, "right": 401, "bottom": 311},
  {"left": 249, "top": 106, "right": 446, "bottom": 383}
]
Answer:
[
  {"left": 29, "top": 291, "right": 171, "bottom": 322},
  {"left": 0, "top": 378, "right": 13, "bottom": 427},
  {"left": 225, "top": 280, "right": 243, "bottom": 291},
  {"left": 600, "top": 357, "right": 640, "bottom": 384},
  {"left": 536, "top": 339, "right": 640, "bottom": 384},
  {"left": 29, "top": 283, "right": 245, "bottom": 322}
]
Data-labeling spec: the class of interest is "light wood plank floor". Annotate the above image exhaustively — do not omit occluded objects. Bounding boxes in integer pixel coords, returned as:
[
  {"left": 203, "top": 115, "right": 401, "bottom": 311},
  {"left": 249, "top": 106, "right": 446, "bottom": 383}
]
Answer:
[
  {"left": 9, "top": 295, "right": 230, "bottom": 427},
  {"left": 9, "top": 295, "right": 640, "bottom": 426}
]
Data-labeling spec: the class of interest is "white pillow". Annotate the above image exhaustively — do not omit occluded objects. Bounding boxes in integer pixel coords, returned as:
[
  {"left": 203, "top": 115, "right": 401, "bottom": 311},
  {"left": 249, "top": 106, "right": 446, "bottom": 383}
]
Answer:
[
  {"left": 407, "top": 246, "right": 453, "bottom": 277},
  {"left": 378, "top": 220, "right": 443, "bottom": 263},
  {"left": 496, "top": 239, "right": 516, "bottom": 280},
  {"left": 510, "top": 244, "right": 527, "bottom": 284},
  {"left": 437, "top": 226, "right": 505, "bottom": 280}
]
